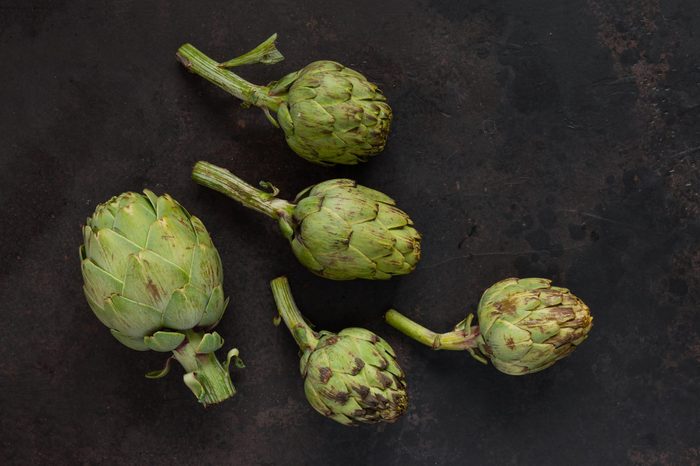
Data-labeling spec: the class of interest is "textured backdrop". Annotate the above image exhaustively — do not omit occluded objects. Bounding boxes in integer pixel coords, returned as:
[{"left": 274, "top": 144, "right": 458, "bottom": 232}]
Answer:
[{"left": 1, "top": 0, "right": 699, "bottom": 464}]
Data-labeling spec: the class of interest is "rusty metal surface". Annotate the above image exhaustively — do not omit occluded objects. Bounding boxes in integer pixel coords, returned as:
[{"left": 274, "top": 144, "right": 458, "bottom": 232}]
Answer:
[{"left": 1, "top": 0, "right": 699, "bottom": 464}]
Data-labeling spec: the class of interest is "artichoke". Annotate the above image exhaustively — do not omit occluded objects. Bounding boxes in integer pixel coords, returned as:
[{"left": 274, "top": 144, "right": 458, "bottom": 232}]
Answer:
[
  {"left": 80, "top": 190, "right": 243, "bottom": 405},
  {"left": 192, "top": 161, "right": 421, "bottom": 280},
  {"left": 176, "top": 34, "right": 392, "bottom": 166},
  {"left": 270, "top": 276, "right": 408, "bottom": 425},
  {"left": 385, "top": 278, "right": 593, "bottom": 375}
]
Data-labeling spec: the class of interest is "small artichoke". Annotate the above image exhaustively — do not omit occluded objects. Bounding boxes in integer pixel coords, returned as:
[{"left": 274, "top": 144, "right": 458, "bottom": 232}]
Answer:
[
  {"left": 192, "top": 161, "right": 421, "bottom": 280},
  {"left": 385, "top": 278, "right": 593, "bottom": 375},
  {"left": 177, "top": 34, "right": 392, "bottom": 166},
  {"left": 80, "top": 190, "right": 242, "bottom": 405},
  {"left": 270, "top": 276, "right": 408, "bottom": 425}
]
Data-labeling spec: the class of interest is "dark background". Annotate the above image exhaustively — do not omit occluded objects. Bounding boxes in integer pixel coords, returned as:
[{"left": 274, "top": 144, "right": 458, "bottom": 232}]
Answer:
[{"left": 1, "top": 0, "right": 699, "bottom": 464}]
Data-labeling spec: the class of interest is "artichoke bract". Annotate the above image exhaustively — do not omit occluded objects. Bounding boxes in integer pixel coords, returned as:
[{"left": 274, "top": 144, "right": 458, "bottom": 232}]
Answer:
[
  {"left": 192, "top": 161, "right": 421, "bottom": 280},
  {"left": 176, "top": 34, "right": 392, "bottom": 166},
  {"left": 385, "top": 278, "right": 593, "bottom": 375},
  {"left": 80, "top": 190, "right": 243, "bottom": 405},
  {"left": 270, "top": 276, "right": 408, "bottom": 426}
]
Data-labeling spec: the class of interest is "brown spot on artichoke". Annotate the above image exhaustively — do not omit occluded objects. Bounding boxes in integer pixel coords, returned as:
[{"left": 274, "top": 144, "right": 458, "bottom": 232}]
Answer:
[{"left": 318, "top": 367, "right": 333, "bottom": 384}]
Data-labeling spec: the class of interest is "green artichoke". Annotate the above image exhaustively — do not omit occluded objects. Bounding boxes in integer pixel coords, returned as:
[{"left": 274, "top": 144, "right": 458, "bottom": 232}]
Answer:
[
  {"left": 176, "top": 34, "right": 392, "bottom": 165},
  {"left": 270, "top": 276, "right": 408, "bottom": 425},
  {"left": 80, "top": 190, "right": 242, "bottom": 405},
  {"left": 192, "top": 161, "right": 421, "bottom": 280},
  {"left": 385, "top": 277, "right": 593, "bottom": 375}
]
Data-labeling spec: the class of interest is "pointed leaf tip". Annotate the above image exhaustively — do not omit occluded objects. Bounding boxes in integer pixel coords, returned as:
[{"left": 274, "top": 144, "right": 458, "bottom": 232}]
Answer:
[
  {"left": 224, "top": 348, "right": 245, "bottom": 370},
  {"left": 145, "top": 357, "right": 174, "bottom": 379},
  {"left": 218, "top": 33, "right": 285, "bottom": 68}
]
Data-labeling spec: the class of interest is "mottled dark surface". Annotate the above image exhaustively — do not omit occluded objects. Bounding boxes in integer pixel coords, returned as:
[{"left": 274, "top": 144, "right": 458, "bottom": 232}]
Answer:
[{"left": 1, "top": 0, "right": 699, "bottom": 464}]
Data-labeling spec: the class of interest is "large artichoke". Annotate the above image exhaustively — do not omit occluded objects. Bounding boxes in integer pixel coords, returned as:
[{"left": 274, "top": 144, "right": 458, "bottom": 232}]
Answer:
[
  {"left": 176, "top": 34, "right": 392, "bottom": 166},
  {"left": 385, "top": 278, "right": 593, "bottom": 375},
  {"left": 192, "top": 161, "right": 421, "bottom": 280},
  {"left": 270, "top": 276, "right": 408, "bottom": 425},
  {"left": 80, "top": 190, "right": 242, "bottom": 405}
]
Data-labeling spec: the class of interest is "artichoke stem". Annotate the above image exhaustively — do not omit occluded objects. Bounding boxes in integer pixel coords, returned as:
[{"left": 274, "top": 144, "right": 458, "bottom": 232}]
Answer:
[
  {"left": 270, "top": 276, "right": 320, "bottom": 352},
  {"left": 192, "top": 161, "right": 294, "bottom": 219},
  {"left": 385, "top": 309, "right": 481, "bottom": 351},
  {"left": 176, "top": 43, "right": 281, "bottom": 111},
  {"left": 171, "top": 330, "right": 235, "bottom": 406}
]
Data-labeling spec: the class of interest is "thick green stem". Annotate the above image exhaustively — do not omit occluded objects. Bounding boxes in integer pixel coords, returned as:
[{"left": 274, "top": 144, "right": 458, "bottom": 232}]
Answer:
[
  {"left": 176, "top": 43, "right": 281, "bottom": 111},
  {"left": 385, "top": 309, "right": 481, "bottom": 352},
  {"left": 270, "top": 276, "right": 319, "bottom": 352},
  {"left": 192, "top": 161, "right": 294, "bottom": 220},
  {"left": 171, "top": 330, "right": 235, "bottom": 406}
]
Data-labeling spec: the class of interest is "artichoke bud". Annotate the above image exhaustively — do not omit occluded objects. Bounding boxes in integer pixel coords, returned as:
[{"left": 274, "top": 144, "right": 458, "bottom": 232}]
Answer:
[
  {"left": 192, "top": 162, "right": 422, "bottom": 281},
  {"left": 271, "top": 277, "right": 408, "bottom": 426},
  {"left": 475, "top": 278, "right": 593, "bottom": 375},
  {"left": 385, "top": 277, "right": 593, "bottom": 375},
  {"left": 80, "top": 190, "right": 241, "bottom": 405},
  {"left": 177, "top": 35, "right": 392, "bottom": 165}
]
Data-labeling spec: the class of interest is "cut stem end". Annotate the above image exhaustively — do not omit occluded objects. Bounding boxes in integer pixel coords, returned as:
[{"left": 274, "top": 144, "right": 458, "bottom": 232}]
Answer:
[{"left": 171, "top": 331, "right": 236, "bottom": 406}]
